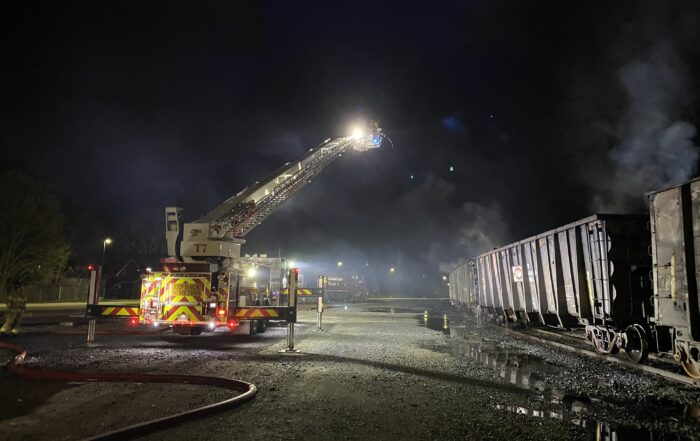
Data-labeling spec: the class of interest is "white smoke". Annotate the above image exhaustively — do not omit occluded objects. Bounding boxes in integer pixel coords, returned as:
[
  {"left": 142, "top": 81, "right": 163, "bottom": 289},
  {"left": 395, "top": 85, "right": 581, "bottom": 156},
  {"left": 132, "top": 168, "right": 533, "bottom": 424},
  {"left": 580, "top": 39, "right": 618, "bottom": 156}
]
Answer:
[
  {"left": 430, "top": 197, "right": 508, "bottom": 274},
  {"left": 594, "top": 43, "right": 699, "bottom": 211}
]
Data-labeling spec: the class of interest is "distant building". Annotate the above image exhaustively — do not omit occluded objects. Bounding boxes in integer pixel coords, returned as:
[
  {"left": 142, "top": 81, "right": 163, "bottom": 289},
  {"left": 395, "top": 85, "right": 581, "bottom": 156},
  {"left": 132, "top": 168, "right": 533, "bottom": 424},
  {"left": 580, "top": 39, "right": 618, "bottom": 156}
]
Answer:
[{"left": 320, "top": 273, "right": 368, "bottom": 303}]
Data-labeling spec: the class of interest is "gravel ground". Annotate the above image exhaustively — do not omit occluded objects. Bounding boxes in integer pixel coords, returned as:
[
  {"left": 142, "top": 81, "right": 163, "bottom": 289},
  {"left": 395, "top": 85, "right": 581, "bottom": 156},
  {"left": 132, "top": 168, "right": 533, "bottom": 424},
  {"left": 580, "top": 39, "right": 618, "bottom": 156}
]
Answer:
[{"left": 1, "top": 300, "right": 699, "bottom": 440}]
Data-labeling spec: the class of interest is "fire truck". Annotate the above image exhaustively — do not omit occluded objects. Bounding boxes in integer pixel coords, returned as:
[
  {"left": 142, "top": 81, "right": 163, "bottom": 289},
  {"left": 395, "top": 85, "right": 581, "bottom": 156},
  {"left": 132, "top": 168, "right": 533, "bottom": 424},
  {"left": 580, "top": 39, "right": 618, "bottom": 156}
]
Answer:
[{"left": 138, "top": 126, "right": 386, "bottom": 335}]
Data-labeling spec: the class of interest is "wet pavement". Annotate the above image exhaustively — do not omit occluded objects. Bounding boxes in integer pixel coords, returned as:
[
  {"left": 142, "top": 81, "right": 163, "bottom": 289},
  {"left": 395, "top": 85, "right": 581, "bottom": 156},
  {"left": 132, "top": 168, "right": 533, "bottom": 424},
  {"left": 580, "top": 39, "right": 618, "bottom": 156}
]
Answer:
[
  {"left": 416, "top": 304, "right": 700, "bottom": 441},
  {"left": 1, "top": 300, "right": 700, "bottom": 440}
]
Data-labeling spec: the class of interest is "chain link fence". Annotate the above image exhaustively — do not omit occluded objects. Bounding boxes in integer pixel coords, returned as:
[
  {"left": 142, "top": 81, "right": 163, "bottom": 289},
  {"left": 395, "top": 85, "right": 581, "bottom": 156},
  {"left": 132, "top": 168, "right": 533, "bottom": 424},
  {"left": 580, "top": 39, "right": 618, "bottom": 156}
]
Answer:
[{"left": 0, "top": 278, "right": 102, "bottom": 303}]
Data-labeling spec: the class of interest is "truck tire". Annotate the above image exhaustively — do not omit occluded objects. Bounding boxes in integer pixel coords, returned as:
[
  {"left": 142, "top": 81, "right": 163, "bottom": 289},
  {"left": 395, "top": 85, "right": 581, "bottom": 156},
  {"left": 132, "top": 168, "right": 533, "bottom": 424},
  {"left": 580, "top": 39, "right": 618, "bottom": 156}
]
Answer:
[
  {"left": 173, "top": 325, "right": 204, "bottom": 336},
  {"left": 255, "top": 298, "right": 271, "bottom": 333},
  {"left": 249, "top": 321, "right": 258, "bottom": 336},
  {"left": 189, "top": 326, "right": 204, "bottom": 336}
]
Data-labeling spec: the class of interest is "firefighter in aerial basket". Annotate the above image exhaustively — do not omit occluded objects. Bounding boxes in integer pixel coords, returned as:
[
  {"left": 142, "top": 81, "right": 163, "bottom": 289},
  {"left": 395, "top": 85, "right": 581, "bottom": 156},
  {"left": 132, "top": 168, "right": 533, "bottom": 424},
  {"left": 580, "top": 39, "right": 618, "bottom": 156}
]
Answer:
[{"left": 1, "top": 284, "right": 27, "bottom": 336}]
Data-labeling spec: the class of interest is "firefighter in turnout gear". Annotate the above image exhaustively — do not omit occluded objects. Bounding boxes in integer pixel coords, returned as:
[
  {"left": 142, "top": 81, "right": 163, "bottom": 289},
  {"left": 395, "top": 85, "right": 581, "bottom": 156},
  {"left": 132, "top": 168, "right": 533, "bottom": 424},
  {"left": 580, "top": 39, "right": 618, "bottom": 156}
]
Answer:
[{"left": 1, "top": 284, "right": 27, "bottom": 336}]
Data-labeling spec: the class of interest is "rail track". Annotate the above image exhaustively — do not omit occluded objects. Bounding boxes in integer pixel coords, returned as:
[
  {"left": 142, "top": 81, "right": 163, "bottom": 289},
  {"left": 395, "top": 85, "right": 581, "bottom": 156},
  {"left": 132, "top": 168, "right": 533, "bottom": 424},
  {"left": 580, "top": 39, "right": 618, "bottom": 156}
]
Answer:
[{"left": 500, "top": 326, "right": 700, "bottom": 388}]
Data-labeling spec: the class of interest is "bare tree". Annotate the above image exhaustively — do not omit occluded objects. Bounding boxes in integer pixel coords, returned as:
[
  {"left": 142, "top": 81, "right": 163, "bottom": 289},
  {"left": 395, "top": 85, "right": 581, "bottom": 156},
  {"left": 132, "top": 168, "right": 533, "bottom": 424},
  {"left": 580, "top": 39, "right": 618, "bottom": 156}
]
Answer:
[
  {"left": 125, "top": 210, "right": 164, "bottom": 268},
  {"left": 0, "top": 171, "right": 70, "bottom": 297}
]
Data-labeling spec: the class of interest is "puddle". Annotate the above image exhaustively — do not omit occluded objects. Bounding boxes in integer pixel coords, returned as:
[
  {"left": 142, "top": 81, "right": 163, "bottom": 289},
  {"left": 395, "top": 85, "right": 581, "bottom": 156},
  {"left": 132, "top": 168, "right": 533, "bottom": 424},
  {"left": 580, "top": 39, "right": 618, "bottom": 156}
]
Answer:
[
  {"left": 446, "top": 337, "right": 568, "bottom": 401},
  {"left": 365, "top": 307, "right": 422, "bottom": 314},
  {"left": 417, "top": 311, "right": 451, "bottom": 335},
  {"left": 495, "top": 402, "right": 690, "bottom": 440},
  {"left": 435, "top": 320, "right": 700, "bottom": 440}
]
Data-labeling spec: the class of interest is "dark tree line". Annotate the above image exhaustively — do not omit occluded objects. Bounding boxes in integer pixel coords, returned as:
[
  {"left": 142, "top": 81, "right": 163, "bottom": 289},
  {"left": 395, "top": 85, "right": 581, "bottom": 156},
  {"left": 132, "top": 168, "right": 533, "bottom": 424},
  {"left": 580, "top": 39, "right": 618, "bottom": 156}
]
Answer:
[{"left": 0, "top": 171, "right": 70, "bottom": 297}]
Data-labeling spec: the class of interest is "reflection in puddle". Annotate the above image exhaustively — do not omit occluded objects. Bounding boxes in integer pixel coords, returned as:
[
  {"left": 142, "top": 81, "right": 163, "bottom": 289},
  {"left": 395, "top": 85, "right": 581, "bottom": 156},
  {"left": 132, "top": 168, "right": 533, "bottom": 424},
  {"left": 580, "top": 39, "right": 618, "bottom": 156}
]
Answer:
[
  {"left": 495, "top": 403, "right": 687, "bottom": 441},
  {"left": 449, "top": 334, "right": 563, "bottom": 389},
  {"left": 495, "top": 404, "right": 564, "bottom": 420},
  {"left": 418, "top": 311, "right": 451, "bottom": 335},
  {"left": 366, "top": 307, "right": 424, "bottom": 314},
  {"left": 445, "top": 328, "right": 695, "bottom": 441}
]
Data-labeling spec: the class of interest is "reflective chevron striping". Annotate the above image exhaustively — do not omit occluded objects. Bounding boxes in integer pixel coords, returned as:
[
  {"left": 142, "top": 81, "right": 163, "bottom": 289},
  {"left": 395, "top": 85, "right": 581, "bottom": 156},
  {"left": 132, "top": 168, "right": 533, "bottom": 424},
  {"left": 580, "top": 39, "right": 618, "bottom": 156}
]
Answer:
[
  {"left": 101, "top": 307, "right": 140, "bottom": 317},
  {"left": 280, "top": 288, "right": 318, "bottom": 296},
  {"left": 232, "top": 307, "right": 296, "bottom": 322},
  {"left": 162, "top": 305, "right": 202, "bottom": 321},
  {"left": 234, "top": 308, "right": 280, "bottom": 319}
]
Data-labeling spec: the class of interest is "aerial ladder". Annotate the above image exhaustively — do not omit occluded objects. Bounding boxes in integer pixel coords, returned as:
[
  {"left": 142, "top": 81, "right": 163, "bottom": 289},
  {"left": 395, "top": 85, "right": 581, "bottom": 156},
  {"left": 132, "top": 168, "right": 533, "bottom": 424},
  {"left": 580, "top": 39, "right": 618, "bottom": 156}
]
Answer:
[{"left": 136, "top": 125, "right": 386, "bottom": 335}]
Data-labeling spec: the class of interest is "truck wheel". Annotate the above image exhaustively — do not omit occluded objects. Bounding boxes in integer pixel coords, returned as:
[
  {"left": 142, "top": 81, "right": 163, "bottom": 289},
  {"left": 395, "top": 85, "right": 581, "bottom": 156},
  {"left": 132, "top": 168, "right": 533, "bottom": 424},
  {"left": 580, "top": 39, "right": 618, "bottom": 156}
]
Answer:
[
  {"left": 249, "top": 321, "right": 258, "bottom": 336},
  {"left": 173, "top": 325, "right": 203, "bottom": 336},
  {"left": 189, "top": 326, "right": 204, "bottom": 336},
  {"left": 255, "top": 298, "right": 271, "bottom": 333}
]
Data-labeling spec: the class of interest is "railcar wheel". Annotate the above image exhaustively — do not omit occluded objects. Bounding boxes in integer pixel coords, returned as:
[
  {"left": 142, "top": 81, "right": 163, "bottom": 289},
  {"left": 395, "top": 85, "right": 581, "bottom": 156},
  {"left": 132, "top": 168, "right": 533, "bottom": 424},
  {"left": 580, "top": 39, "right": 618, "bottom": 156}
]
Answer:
[
  {"left": 681, "top": 348, "right": 700, "bottom": 379},
  {"left": 623, "top": 324, "right": 648, "bottom": 363}
]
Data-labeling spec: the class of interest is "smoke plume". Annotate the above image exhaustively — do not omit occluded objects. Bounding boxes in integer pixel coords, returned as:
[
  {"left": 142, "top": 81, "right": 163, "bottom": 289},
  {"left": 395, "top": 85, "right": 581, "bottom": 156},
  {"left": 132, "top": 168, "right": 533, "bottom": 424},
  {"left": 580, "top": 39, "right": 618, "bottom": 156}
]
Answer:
[{"left": 594, "top": 43, "right": 699, "bottom": 211}]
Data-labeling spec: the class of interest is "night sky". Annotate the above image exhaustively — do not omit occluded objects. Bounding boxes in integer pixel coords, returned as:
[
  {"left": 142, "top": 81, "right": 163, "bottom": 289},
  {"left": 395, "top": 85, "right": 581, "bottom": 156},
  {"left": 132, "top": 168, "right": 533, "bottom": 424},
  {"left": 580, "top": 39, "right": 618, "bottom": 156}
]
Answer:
[{"left": 2, "top": 1, "right": 700, "bottom": 295}]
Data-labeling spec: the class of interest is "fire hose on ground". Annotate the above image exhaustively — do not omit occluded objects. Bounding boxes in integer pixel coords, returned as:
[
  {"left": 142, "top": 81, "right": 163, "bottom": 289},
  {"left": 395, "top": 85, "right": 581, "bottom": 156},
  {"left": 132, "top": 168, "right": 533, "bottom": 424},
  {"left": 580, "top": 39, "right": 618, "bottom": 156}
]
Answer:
[{"left": 0, "top": 341, "right": 258, "bottom": 441}]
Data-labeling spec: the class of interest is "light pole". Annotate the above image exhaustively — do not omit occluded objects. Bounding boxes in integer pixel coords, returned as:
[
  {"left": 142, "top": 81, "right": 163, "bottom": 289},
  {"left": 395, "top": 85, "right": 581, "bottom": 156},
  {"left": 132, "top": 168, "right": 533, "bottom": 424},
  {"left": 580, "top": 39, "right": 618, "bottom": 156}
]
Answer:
[
  {"left": 102, "top": 238, "right": 113, "bottom": 267},
  {"left": 337, "top": 261, "right": 343, "bottom": 271}
]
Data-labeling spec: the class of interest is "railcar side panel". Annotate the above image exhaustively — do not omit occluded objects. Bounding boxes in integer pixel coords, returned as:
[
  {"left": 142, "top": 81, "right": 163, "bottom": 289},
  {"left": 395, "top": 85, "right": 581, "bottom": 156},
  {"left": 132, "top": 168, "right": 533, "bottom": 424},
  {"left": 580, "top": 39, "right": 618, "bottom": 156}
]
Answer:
[
  {"left": 522, "top": 241, "right": 544, "bottom": 323},
  {"left": 558, "top": 229, "right": 582, "bottom": 319},
  {"left": 498, "top": 249, "right": 517, "bottom": 319},
  {"left": 510, "top": 245, "right": 529, "bottom": 320}
]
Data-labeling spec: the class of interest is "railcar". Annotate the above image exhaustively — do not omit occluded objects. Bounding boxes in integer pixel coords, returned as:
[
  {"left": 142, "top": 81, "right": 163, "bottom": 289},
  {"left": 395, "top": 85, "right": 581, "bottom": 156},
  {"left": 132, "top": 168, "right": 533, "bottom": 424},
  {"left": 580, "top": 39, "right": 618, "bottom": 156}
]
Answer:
[
  {"left": 448, "top": 260, "right": 478, "bottom": 311},
  {"left": 448, "top": 215, "right": 660, "bottom": 367},
  {"left": 449, "top": 177, "right": 700, "bottom": 377},
  {"left": 649, "top": 177, "right": 700, "bottom": 377}
]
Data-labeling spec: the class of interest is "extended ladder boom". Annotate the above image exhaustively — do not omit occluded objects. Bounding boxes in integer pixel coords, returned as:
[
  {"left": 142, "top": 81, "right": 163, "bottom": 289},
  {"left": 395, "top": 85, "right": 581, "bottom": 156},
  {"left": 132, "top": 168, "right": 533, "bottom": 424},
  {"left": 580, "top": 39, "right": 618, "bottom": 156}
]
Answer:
[
  {"left": 166, "top": 127, "right": 384, "bottom": 262},
  {"left": 199, "top": 137, "right": 351, "bottom": 238}
]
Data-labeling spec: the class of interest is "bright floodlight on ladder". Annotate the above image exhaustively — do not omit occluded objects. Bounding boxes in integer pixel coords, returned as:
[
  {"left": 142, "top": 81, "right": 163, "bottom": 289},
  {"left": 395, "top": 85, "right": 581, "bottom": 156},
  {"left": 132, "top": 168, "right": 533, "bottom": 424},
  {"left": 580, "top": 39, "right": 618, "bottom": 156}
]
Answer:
[{"left": 351, "top": 126, "right": 364, "bottom": 140}]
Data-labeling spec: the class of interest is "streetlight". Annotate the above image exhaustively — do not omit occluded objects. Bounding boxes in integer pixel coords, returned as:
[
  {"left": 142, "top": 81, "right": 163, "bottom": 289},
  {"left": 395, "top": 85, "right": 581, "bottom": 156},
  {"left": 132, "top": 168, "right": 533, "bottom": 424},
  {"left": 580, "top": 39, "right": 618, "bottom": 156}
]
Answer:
[
  {"left": 389, "top": 267, "right": 395, "bottom": 273},
  {"left": 102, "top": 238, "right": 113, "bottom": 267},
  {"left": 442, "top": 275, "right": 447, "bottom": 281},
  {"left": 337, "top": 261, "right": 343, "bottom": 269}
]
